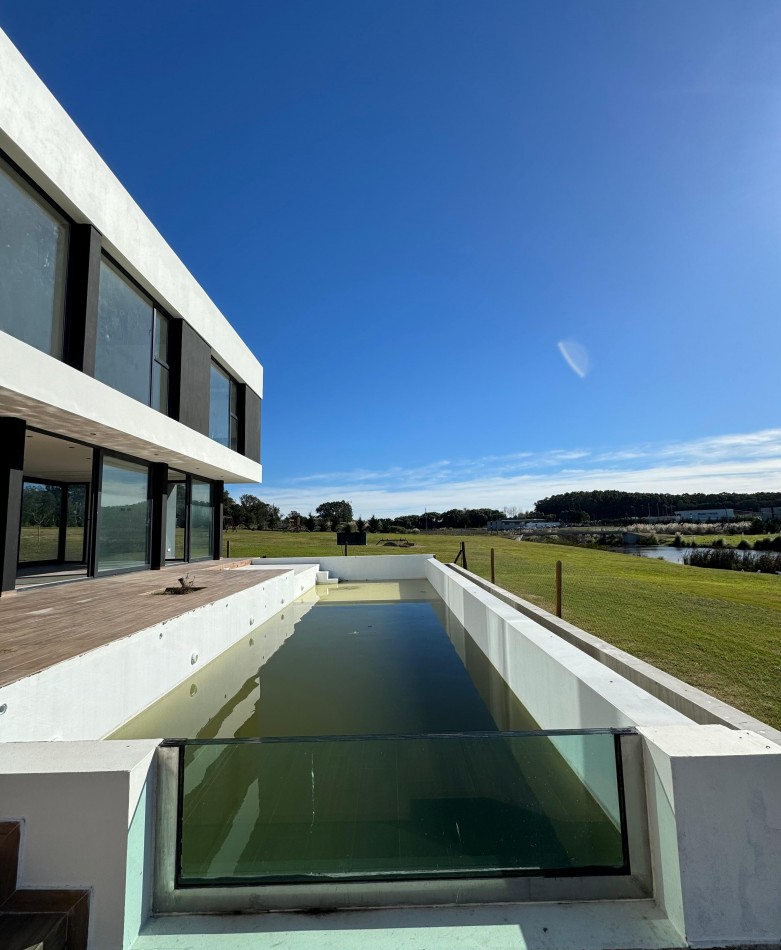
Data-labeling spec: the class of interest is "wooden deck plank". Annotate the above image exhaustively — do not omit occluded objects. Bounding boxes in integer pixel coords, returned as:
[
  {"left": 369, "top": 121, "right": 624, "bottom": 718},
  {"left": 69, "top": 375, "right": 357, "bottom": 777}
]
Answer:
[{"left": 0, "top": 562, "right": 290, "bottom": 688}]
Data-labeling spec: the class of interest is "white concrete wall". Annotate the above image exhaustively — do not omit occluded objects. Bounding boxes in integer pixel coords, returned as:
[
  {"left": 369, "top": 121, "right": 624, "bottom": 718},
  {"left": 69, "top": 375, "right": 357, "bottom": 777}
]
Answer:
[
  {"left": 426, "top": 559, "right": 691, "bottom": 826},
  {"left": 640, "top": 725, "right": 781, "bottom": 947},
  {"left": 252, "top": 554, "right": 433, "bottom": 580},
  {"left": 0, "top": 739, "right": 158, "bottom": 950},
  {"left": 425, "top": 560, "right": 689, "bottom": 733},
  {"left": 448, "top": 565, "right": 781, "bottom": 746},
  {"left": 0, "top": 27, "right": 262, "bottom": 396},
  {"left": 0, "top": 567, "right": 317, "bottom": 741},
  {"left": 0, "top": 331, "right": 261, "bottom": 483}
]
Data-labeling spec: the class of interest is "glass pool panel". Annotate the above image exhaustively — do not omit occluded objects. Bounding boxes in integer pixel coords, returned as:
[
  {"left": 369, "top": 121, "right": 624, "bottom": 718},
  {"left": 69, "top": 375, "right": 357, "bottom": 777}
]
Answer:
[{"left": 178, "top": 731, "right": 626, "bottom": 885}]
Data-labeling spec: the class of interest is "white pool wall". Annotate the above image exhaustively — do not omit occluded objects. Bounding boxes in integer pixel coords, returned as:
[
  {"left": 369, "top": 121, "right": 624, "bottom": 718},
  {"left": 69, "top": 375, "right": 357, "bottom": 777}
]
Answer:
[
  {"left": 251, "top": 554, "right": 434, "bottom": 579},
  {"left": 0, "top": 566, "right": 318, "bottom": 742}
]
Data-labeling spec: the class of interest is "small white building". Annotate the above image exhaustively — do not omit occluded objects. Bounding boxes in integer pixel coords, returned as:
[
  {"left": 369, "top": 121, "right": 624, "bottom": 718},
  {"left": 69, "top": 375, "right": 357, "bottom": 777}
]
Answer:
[{"left": 674, "top": 507, "right": 734, "bottom": 523}]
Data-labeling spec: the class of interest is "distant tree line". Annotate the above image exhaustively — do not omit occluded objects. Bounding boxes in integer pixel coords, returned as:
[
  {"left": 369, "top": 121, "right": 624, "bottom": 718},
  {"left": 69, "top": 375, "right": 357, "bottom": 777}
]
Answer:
[
  {"left": 533, "top": 490, "right": 781, "bottom": 522},
  {"left": 223, "top": 489, "right": 781, "bottom": 533},
  {"left": 222, "top": 493, "right": 505, "bottom": 532}
]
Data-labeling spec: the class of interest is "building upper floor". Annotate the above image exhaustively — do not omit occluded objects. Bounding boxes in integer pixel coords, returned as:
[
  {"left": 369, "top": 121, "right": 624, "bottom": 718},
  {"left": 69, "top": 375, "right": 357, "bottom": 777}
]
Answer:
[{"left": 0, "top": 27, "right": 262, "bottom": 485}]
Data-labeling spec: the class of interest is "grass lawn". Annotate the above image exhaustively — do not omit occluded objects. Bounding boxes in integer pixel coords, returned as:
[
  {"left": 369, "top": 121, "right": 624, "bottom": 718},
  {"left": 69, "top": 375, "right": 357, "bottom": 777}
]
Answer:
[
  {"left": 224, "top": 530, "right": 781, "bottom": 730},
  {"left": 671, "top": 533, "right": 779, "bottom": 548}
]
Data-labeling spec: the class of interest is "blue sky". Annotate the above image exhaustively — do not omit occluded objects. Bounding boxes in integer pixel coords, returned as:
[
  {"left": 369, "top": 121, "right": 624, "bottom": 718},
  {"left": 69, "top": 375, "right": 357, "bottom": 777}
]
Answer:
[{"left": 3, "top": 1, "right": 780, "bottom": 515}]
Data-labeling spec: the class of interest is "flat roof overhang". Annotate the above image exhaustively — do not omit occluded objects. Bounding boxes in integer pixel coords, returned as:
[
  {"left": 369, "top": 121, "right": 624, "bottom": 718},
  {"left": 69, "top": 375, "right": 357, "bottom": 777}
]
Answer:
[{"left": 0, "top": 332, "right": 262, "bottom": 484}]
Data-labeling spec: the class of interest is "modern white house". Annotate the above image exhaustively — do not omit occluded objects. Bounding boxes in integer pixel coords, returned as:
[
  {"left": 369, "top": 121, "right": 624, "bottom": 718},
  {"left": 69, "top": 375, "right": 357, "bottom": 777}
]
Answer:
[{"left": 0, "top": 26, "right": 263, "bottom": 596}]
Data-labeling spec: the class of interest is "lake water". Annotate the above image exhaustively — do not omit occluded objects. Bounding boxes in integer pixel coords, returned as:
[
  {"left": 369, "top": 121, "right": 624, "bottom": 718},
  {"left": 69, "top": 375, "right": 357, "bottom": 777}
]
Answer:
[{"left": 610, "top": 545, "right": 714, "bottom": 564}]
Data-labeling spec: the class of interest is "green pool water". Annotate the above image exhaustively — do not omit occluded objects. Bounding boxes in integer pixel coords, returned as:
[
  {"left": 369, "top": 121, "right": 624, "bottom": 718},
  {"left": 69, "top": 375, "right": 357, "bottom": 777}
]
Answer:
[
  {"left": 111, "top": 580, "right": 536, "bottom": 740},
  {"left": 112, "top": 581, "right": 626, "bottom": 883}
]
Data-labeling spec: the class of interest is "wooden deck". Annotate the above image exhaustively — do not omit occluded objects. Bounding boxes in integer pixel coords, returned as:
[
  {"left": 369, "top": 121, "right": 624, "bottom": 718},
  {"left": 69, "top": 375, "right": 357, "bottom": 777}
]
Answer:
[{"left": 0, "top": 562, "right": 289, "bottom": 688}]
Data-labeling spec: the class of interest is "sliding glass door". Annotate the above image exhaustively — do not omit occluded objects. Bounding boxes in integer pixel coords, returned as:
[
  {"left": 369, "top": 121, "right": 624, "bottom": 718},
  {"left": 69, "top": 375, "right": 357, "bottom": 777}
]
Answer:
[
  {"left": 165, "top": 472, "right": 214, "bottom": 563},
  {"left": 18, "top": 480, "right": 88, "bottom": 566},
  {"left": 96, "top": 456, "right": 151, "bottom": 573}
]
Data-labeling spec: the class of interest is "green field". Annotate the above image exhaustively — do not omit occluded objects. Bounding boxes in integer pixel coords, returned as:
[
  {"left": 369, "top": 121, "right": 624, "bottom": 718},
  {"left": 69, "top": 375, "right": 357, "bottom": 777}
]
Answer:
[
  {"left": 223, "top": 530, "right": 781, "bottom": 729},
  {"left": 673, "top": 533, "right": 778, "bottom": 548}
]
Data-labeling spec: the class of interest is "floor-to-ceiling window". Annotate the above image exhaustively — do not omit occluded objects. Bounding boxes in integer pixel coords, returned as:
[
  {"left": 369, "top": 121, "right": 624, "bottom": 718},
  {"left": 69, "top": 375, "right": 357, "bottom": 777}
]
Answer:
[
  {"left": 95, "top": 258, "right": 169, "bottom": 412},
  {"left": 18, "top": 482, "right": 62, "bottom": 563},
  {"left": 190, "top": 478, "right": 213, "bottom": 560},
  {"left": 0, "top": 157, "right": 68, "bottom": 357},
  {"left": 97, "top": 456, "right": 151, "bottom": 573}
]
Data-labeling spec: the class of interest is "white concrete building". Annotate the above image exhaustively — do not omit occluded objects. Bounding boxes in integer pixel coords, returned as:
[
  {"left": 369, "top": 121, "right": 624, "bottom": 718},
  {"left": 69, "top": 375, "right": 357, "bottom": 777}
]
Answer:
[
  {"left": 674, "top": 508, "right": 734, "bottom": 523},
  {"left": 0, "top": 26, "right": 263, "bottom": 595}
]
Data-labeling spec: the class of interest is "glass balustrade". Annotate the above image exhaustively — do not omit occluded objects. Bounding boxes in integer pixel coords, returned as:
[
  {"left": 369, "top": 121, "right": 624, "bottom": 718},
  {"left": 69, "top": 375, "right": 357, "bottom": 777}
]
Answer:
[{"left": 171, "top": 729, "right": 629, "bottom": 886}]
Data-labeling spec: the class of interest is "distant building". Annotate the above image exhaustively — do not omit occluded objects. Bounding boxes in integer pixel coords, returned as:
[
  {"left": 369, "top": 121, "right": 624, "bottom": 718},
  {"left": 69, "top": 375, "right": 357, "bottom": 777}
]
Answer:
[
  {"left": 486, "top": 519, "right": 561, "bottom": 531},
  {"left": 760, "top": 506, "right": 781, "bottom": 521},
  {"left": 674, "top": 508, "right": 734, "bottom": 523}
]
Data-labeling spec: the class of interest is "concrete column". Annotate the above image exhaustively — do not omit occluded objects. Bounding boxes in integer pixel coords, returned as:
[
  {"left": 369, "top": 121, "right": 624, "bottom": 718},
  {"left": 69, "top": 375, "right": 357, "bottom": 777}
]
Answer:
[
  {"left": 0, "top": 417, "right": 26, "bottom": 594},
  {"left": 149, "top": 463, "right": 168, "bottom": 570},
  {"left": 640, "top": 724, "right": 781, "bottom": 947},
  {"left": 212, "top": 479, "right": 224, "bottom": 561}
]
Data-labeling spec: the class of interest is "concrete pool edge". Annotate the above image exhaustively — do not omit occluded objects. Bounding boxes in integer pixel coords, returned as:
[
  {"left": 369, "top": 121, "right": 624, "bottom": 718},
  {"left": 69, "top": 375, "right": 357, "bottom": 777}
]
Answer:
[
  {"left": 0, "top": 565, "right": 319, "bottom": 742},
  {"left": 447, "top": 563, "right": 781, "bottom": 746}
]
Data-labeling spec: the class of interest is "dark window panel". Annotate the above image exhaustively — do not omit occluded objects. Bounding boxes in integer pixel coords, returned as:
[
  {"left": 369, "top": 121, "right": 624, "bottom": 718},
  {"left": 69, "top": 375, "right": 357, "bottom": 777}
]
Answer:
[
  {"left": 97, "top": 457, "right": 151, "bottom": 573},
  {"left": 153, "top": 363, "right": 169, "bottom": 415},
  {"left": 190, "top": 478, "right": 213, "bottom": 560},
  {"left": 0, "top": 159, "right": 68, "bottom": 357},
  {"left": 95, "top": 260, "right": 154, "bottom": 405}
]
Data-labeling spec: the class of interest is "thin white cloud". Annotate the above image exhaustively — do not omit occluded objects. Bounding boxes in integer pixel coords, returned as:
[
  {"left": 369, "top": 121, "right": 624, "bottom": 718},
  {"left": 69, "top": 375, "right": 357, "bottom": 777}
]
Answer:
[
  {"left": 557, "top": 340, "right": 590, "bottom": 379},
  {"left": 233, "top": 428, "right": 781, "bottom": 516}
]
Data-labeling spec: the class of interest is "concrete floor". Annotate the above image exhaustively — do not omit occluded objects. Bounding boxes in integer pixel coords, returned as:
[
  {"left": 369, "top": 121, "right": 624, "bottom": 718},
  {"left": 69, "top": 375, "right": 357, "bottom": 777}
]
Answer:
[{"left": 132, "top": 900, "right": 684, "bottom": 950}]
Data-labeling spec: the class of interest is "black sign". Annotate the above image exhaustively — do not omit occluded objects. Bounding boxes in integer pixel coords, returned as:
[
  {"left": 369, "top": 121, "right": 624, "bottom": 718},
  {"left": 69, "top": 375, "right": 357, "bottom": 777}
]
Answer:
[{"left": 336, "top": 531, "right": 367, "bottom": 546}]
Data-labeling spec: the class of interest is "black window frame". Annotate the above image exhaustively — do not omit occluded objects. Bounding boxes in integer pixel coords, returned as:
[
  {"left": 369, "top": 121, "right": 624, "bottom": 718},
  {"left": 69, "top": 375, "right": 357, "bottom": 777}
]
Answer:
[
  {"left": 96, "top": 253, "right": 173, "bottom": 416},
  {"left": 209, "top": 358, "right": 239, "bottom": 452},
  {"left": 0, "top": 149, "right": 71, "bottom": 361},
  {"left": 91, "top": 447, "right": 154, "bottom": 578}
]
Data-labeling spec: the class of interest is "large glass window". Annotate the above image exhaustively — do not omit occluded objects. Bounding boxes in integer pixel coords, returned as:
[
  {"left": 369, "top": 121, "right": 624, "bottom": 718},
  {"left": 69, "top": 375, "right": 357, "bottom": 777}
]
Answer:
[
  {"left": 96, "top": 259, "right": 169, "bottom": 412},
  {"left": 0, "top": 159, "right": 68, "bottom": 357},
  {"left": 209, "top": 362, "right": 238, "bottom": 450},
  {"left": 190, "top": 479, "right": 213, "bottom": 560},
  {"left": 97, "top": 457, "right": 151, "bottom": 573},
  {"left": 18, "top": 482, "right": 62, "bottom": 562}
]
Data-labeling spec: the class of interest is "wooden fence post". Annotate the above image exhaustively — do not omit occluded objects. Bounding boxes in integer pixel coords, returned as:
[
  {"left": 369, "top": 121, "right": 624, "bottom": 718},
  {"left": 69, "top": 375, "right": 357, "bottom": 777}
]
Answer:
[
  {"left": 555, "top": 560, "right": 562, "bottom": 618},
  {"left": 227, "top": 539, "right": 232, "bottom": 558},
  {"left": 490, "top": 547, "right": 495, "bottom": 584}
]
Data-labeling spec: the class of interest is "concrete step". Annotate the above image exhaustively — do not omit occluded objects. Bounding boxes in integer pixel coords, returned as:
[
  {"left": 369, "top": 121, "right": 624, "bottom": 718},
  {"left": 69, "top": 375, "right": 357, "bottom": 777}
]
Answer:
[
  {"left": 0, "top": 822, "right": 21, "bottom": 904},
  {"left": 0, "top": 891, "right": 90, "bottom": 950},
  {"left": 0, "top": 911, "right": 67, "bottom": 949},
  {"left": 0, "top": 821, "right": 90, "bottom": 950},
  {"left": 316, "top": 570, "right": 338, "bottom": 584}
]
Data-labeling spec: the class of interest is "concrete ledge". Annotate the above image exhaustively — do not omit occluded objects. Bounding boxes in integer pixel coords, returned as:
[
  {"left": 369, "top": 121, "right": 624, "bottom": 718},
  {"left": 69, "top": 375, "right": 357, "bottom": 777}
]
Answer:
[
  {"left": 0, "top": 567, "right": 318, "bottom": 741},
  {"left": 250, "top": 555, "right": 433, "bottom": 581},
  {"left": 0, "top": 739, "right": 159, "bottom": 950},
  {"left": 447, "top": 564, "right": 781, "bottom": 746}
]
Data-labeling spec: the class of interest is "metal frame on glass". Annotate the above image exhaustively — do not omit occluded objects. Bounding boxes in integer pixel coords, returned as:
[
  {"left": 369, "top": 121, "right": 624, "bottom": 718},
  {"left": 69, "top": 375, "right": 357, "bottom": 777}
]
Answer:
[
  {"left": 152, "top": 728, "right": 652, "bottom": 914},
  {"left": 90, "top": 448, "right": 153, "bottom": 578},
  {"left": 17, "top": 476, "right": 89, "bottom": 567},
  {"left": 96, "top": 253, "right": 171, "bottom": 414},
  {"left": 0, "top": 149, "right": 70, "bottom": 360}
]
